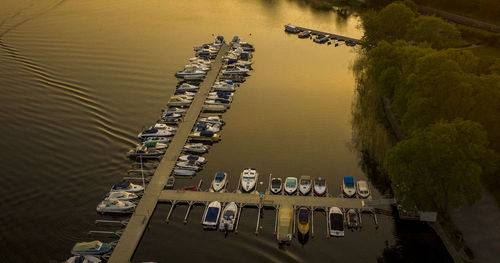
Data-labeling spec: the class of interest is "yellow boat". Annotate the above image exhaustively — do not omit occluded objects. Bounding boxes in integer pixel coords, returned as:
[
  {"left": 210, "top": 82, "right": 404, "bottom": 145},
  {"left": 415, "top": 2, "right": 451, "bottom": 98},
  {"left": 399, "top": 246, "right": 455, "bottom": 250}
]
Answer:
[
  {"left": 188, "top": 131, "right": 221, "bottom": 142},
  {"left": 297, "top": 207, "right": 310, "bottom": 236},
  {"left": 277, "top": 203, "right": 294, "bottom": 244}
]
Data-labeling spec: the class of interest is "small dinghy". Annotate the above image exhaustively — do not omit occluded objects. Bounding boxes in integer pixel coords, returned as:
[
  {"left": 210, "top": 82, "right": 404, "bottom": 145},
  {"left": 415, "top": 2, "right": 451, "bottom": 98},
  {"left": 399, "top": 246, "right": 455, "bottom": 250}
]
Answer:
[
  {"left": 329, "top": 207, "right": 345, "bottom": 237},
  {"left": 313, "top": 177, "right": 327, "bottom": 196},
  {"left": 178, "top": 154, "right": 206, "bottom": 164},
  {"left": 173, "top": 169, "right": 196, "bottom": 176},
  {"left": 96, "top": 198, "right": 136, "bottom": 213},
  {"left": 188, "top": 130, "right": 221, "bottom": 142},
  {"left": 343, "top": 177, "right": 356, "bottom": 198},
  {"left": 297, "top": 207, "right": 310, "bottom": 237},
  {"left": 105, "top": 191, "right": 138, "bottom": 201},
  {"left": 356, "top": 180, "right": 370, "bottom": 198},
  {"left": 70, "top": 241, "right": 112, "bottom": 256},
  {"left": 211, "top": 172, "right": 227, "bottom": 192},
  {"left": 241, "top": 168, "right": 258, "bottom": 192},
  {"left": 299, "top": 175, "right": 312, "bottom": 195},
  {"left": 65, "top": 255, "right": 102, "bottom": 263},
  {"left": 202, "top": 201, "right": 221, "bottom": 229},
  {"left": 138, "top": 127, "right": 174, "bottom": 139},
  {"left": 284, "top": 177, "right": 298, "bottom": 195},
  {"left": 270, "top": 178, "right": 282, "bottom": 194},
  {"left": 165, "top": 176, "right": 175, "bottom": 189},
  {"left": 175, "top": 161, "right": 200, "bottom": 171},
  {"left": 346, "top": 208, "right": 359, "bottom": 229},
  {"left": 111, "top": 181, "right": 144, "bottom": 193},
  {"left": 183, "top": 143, "right": 209, "bottom": 153},
  {"left": 219, "top": 202, "right": 238, "bottom": 232}
]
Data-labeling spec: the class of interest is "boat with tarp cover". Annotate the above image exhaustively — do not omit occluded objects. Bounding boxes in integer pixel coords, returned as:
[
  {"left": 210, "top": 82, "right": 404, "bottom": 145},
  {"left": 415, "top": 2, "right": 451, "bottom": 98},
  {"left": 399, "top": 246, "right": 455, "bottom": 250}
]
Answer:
[
  {"left": 342, "top": 176, "right": 356, "bottom": 198},
  {"left": 297, "top": 207, "right": 310, "bottom": 237},
  {"left": 329, "top": 207, "right": 344, "bottom": 237},
  {"left": 202, "top": 201, "right": 221, "bottom": 229},
  {"left": 110, "top": 181, "right": 144, "bottom": 193},
  {"left": 70, "top": 241, "right": 112, "bottom": 256}
]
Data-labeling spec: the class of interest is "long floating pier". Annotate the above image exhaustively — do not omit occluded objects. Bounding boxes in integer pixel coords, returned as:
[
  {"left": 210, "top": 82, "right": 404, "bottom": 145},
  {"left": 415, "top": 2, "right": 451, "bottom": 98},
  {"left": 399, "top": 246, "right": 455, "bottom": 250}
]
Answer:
[
  {"left": 159, "top": 190, "right": 367, "bottom": 208},
  {"left": 108, "top": 43, "right": 230, "bottom": 263},
  {"left": 291, "top": 25, "right": 362, "bottom": 44}
]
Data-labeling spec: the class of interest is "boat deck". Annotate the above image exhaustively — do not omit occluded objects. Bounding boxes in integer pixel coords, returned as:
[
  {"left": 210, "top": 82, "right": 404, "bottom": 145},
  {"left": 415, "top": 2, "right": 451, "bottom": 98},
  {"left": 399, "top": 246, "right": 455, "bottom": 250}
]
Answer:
[{"left": 107, "top": 43, "right": 230, "bottom": 263}]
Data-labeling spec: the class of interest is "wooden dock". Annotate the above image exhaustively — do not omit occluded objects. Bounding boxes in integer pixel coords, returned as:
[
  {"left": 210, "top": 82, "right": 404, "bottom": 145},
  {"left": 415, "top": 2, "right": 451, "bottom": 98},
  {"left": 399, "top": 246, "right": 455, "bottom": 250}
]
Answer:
[
  {"left": 159, "top": 190, "right": 367, "bottom": 208},
  {"left": 107, "top": 43, "right": 230, "bottom": 263},
  {"left": 290, "top": 25, "right": 362, "bottom": 44}
]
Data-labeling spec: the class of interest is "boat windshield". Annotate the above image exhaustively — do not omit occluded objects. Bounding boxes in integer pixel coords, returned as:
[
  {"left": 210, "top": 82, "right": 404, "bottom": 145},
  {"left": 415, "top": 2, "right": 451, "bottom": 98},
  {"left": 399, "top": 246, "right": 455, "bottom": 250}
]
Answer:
[
  {"left": 286, "top": 179, "right": 296, "bottom": 187},
  {"left": 300, "top": 179, "right": 310, "bottom": 185},
  {"left": 224, "top": 211, "right": 234, "bottom": 218},
  {"left": 271, "top": 180, "right": 281, "bottom": 188},
  {"left": 330, "top": 214, "right": 344, "bottom": 231},
  {"left": 298, "top": 210, "right": 309, "bottom": 222}
]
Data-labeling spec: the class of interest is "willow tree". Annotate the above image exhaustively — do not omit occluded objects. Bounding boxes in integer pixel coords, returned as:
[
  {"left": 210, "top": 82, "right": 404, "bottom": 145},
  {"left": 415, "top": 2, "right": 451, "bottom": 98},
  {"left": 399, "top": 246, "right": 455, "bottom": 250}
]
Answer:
[{"left": 386, "top": 119, "right": 498, "bottom": 213}]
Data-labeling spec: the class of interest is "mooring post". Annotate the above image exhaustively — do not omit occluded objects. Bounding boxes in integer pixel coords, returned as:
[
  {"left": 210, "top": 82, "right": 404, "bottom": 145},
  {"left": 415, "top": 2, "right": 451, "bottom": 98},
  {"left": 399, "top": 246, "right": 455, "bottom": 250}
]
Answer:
[
  {"left": 311, "top": 207, "right": 315, "bottom": 238},
  {"left": 165, "top": 201, "right": 176, "bottom": 223}
]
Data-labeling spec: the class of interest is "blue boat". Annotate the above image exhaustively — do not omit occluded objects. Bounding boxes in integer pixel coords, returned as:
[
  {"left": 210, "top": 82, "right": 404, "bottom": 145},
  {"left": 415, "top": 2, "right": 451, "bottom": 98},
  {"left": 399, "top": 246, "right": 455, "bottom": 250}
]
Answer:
[
  {"left": 342, "top": 176, "right": 356, "bottom": 197},
  {"left": 71, "top": 240, "right": 112, "bottom": 256},
  {"left": 202, "top": 201, "right": 221, "bottom": 229}
]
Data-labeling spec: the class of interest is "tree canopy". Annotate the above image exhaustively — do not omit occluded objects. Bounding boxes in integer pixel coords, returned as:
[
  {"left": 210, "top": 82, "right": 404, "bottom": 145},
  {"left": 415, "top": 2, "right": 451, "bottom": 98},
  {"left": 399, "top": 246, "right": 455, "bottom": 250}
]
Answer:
[{"left": 387, "top": 119, "right": 498, "bottom": 212}]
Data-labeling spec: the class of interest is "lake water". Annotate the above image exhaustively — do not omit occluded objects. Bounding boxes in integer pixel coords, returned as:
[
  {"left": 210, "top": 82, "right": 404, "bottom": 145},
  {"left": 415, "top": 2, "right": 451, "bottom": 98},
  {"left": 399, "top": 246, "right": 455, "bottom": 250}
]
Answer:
[{"left": 0, "top": 0, "right": 451, "bottom": 262}]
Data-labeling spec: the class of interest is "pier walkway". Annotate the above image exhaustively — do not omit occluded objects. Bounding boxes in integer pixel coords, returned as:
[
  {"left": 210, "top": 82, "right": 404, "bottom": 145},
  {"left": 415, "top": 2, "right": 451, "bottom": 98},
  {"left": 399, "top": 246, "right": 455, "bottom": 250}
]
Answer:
[
  {"left": 291, "top": 25, "right": 362, "bottom": 44},
  {"left": 108, "top": 43, "right": 230, "bottom": 263},
  {"left": 159, "top": 190, "right": 368, "bottom": 208}
]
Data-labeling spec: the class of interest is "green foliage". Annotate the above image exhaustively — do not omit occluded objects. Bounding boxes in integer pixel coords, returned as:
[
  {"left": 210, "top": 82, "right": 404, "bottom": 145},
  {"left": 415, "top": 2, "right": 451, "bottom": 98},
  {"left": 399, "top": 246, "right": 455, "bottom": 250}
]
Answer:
[
  {"left": 387, "top": 119, "right": 498, "bottom": 212},
  {"left": 457, "top": 25, "right": 500, "bottom": 46},
  {"left": 408, "top": 16, "right": 463, "bottom": 49}
]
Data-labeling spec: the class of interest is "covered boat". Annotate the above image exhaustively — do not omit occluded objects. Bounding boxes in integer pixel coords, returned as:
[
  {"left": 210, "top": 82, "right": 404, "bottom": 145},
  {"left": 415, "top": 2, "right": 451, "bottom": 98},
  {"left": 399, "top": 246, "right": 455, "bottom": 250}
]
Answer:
[
  {"left": 176, "top": 83, "right": 199, "bottom": 92},
  {"left": 175, "top": 161, "right": 200, "bottom": 171},
  {"left": 126, "top": 142, "right": 168, "bottom": 159},
  {"left": 284, "top": 177, "right": 298, "bottom": 195},
  {"left": 299, "top": 175, "right": 312, "bottom": 195},
  {"left": 241, "top": 168, "right": 258, "bottom": 192},
  {"left": 173, "top": 169, "right": 196, "bottom": 177},
  {"left": 110, "top": 181, "right": 144, "bottom": 193},
  {"left": 346, "top": 208, "right": 359, "bottom": 228},
  {"left": 70, "top": 241, "right": 112, "bottom": 256},
  {"left": 329, "top": 207, "right": 345, "bottom": 237},
  {"left": 96, "top": 198, "right": 136, "bottom": 213},
  {"left": 178, "top": 154, "right": 206, "bottom": 164},
  {"left": 202, "top": 104, "right": 227, "bottom": 113},
  {"left": 270, "top": 178, "right": 282, "bottom": 194},
  {"left": 343, "top": 176, "right": 356, "bottom": 198},
  {"left": 194, "top": 122, "right": 221, "bottom": 133},
  {"left": 202, "top": 201, "right": 221, "bottom": 229},
  {"left": 167, "top": 96, "right": 192, "bottom": 107},
  {"left": 198, "top": 115, "right": 225, "bottom": 126},
  {"left": 297, "top": 207, "right": 310, "bottom": 237},
  {"left": 219, "top": 202, "right": 238, "bottom": 232},
  {"left": 138, "top": 127, "right": 173, "bottom": 139},
  {"left": 277, "top": 203, "right": 294, "bottom": 244},
  {"left": 211, "top": 172, "right": 227, "bottom": 192},
  {"left": 284, "top": 24, "right": 301, "bottom": 33},
  {"left": 188, "top": 130, "right": 221, "bottom": 142}
]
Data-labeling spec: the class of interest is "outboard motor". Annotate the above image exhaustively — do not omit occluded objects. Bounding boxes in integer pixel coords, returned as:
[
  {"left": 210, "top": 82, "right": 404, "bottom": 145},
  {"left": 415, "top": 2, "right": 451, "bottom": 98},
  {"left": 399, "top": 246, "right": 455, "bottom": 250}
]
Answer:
[{"left": 216, "top": 35, "right": 225, "bottom": 43}]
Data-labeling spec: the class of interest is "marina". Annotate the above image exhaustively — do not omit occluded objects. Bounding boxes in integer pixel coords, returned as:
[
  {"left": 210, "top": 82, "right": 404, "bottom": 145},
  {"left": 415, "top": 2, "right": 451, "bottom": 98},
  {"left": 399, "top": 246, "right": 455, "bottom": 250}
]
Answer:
[{"left": 284, "top": 24, "right": 362, "bottom": 45}]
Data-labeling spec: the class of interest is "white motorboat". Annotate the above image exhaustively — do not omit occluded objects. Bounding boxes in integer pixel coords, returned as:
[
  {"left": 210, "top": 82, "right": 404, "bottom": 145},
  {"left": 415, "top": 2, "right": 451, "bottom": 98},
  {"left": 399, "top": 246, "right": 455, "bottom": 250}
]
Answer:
[
  {"left": 313, "top": 177, "right": 327, "bottom": 196},
  {"left": 299, "top": 175, "right": 312, "bottom": 195},
  {"left": 222, "top": 65, "right": 249, "bottom": 75},
  {"left": 70, "top": 241, "right": 112, "bottom": 256},
  {"left": 138, "top": 127, "right": 174, "bottom": 139},
  {"left": 211, "top": 172, "right": 227, "bottom": 192},
  {"left": 343, "top": 177, "right": 356, "bottom": 198},
  {"left": 202, "top": 104, "right": 227, "bottom": 113},
  {"left": 126, "top": 142, "right": 167, "bottom": 159},
  {"left": 153, "top": 123, "right": 177, "bottom": 132},
  {"left": 143, "top": 136, "right": 170, "bottom": 144},
  {"left": 105, "top": 191, "right": 138, "bottom": 201},
  {"left": 356, "top": 180, "right": 370, "bottom": 198},
  {"left": 183, "top": 143, "right": 209, "bottom": 153},
  {"left": 285, "top": 24, "right": 301, "bottom": 33},
  {"left": 207, "top": 92, "right": 233, "bottom": 101},
  {"left": 198, "top": 115, "right": 225, "bottom": 126},
  {"left": 226, "top": 58, "right": 253, "bottom": 66},
  {"left": 110, "top": 181, "right": 144, "bottom": 193},
  {"left": 241, "top": 168, "right": 258, "bottom": 192},
  {"left": 167, "top": 96, "right": 192, "bottom": 107},
  {"left": 219, "top": 202, "right": 238, "bottom": 232},
  {"left": 164, "top": 107, "right": 187, "bottom": 115},
  {"left": 212, "top": 81, "right": 236, "bottom": 92},
  {"left": 96, "top": 198, "right": 136, "bottom": 213},
  {"left": 161, "top": 111, "right": 183, "bottom": 119},
  {"left": 202, "top": 201, "right": 221, "bottom": 229},
  {"left": 329, "top": 207, "right": 345, "bottom": 237},
  {"left": 194, "top": 122, "right": 221, "bottom": 133},
  {"left": 204, "top": 99, "right": 231, "bottom": 108},
  {"left": 184, "top": 63, "right": 209, "bottom": 72},
  {"left": 188, "top": 57, "right": 211, "bottom": 66},
  {"left": 178, "top": 154, "right": 206, "bottom": 164},
  {"left": 174, "top": 91, "right": 196, "bottom": 98},
  {"left": 284, "top": 177, "right": 298, "bottom": 195},
  {"left": 173, "top": 169, "right": 196, "bottom": 177},
  {"left": 176, "top": 83, "right": 199, "bottom": 92},
  {"left": 270, "top": 178, "right": 282, "bottom": 194},
  {"left": 65, "top": 255, "right": 102, "bottom": 263},
  {"left": 175, "top": 160, "right": 200, "bottom": 171},
  {"left": 175, "top": 66, "right": 206, "bottom": 78}
]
